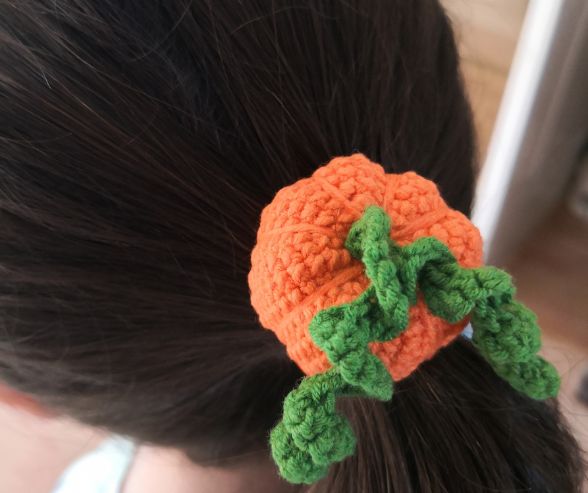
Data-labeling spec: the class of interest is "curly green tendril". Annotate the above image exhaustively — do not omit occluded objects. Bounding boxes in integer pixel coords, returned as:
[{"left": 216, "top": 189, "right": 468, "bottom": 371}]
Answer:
[{"left": 270, "top": 205, "right": 560, "bottom": 484}]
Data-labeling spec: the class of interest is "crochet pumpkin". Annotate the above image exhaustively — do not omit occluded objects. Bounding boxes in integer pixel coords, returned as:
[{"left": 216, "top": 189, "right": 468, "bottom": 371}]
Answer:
[
  {"left": 249, "top": 153, "right": 483, "bottom": 380},
  {"left": 249, "top": 154, "right": 559, "bottom": 484}
]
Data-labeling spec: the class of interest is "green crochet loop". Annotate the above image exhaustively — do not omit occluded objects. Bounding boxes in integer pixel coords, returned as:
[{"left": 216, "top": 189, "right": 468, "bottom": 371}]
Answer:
[{"left": 270, "top": 205, "right": 560, "bottom": 484}]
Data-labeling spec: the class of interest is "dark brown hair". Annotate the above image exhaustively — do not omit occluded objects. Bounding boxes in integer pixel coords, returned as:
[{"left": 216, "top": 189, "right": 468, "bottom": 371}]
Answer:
[{"left": 0, "top": 0, "right": 584, "bottom": 491}]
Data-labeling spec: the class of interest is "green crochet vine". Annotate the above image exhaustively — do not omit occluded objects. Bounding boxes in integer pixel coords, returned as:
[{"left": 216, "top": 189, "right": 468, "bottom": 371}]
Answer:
[{"left": 270, "top": 205, "right": 560, "bottom": 484}]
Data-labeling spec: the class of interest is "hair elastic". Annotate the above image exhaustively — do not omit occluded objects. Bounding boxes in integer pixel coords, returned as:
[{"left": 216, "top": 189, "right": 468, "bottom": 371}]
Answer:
[{"left": 248, "top": 154, "right": 559, "bottom": 484}]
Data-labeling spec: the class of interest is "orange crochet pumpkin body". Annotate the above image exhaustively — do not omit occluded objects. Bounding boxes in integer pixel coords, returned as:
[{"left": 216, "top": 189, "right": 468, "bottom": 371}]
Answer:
[{"left": 248, "top": 154, "right": 483, "bottom": 380}]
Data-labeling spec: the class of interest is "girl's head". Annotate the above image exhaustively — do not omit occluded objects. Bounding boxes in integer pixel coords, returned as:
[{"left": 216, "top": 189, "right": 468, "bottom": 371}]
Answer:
[{"left": 0, "top": 1, "right": 584, "bottom": 491}]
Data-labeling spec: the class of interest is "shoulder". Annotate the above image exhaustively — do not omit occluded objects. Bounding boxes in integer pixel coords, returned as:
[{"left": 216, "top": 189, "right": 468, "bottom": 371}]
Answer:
[{"left": 51, "top": 437, "right": 136, "bottom": 493}]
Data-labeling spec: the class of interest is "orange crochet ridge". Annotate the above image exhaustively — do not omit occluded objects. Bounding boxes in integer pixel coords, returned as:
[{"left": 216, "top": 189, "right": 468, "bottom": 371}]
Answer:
[{"left": 248, "top": 154, "right": 483, "bottom": 380}]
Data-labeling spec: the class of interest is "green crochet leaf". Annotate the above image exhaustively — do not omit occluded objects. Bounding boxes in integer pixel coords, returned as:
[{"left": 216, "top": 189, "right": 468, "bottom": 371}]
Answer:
[
  {"left": 270, "top": 370, "right": 357, "bottom": 484},
  {"left": 269, "top": 205, "right": 560, "bottom": 484}
]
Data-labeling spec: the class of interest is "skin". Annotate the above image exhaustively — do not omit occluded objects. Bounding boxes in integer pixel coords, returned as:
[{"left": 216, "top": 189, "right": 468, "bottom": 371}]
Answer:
[
  {"left": 122, "top": 445, "right": 300, "bottom": 493},
  {"left": 0, "top": 385, "right": 300, "bottom": 493}
]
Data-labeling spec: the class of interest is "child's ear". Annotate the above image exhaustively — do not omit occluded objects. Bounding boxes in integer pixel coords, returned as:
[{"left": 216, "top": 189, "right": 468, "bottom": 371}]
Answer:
[{"left": 0, "top": 382, "right": 55, "bottom": 418}]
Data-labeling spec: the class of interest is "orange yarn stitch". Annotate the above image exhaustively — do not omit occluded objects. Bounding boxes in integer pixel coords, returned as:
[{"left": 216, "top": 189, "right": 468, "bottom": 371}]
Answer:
[{"left": 248, "top": 153, "right": 483, "bottom": 380}]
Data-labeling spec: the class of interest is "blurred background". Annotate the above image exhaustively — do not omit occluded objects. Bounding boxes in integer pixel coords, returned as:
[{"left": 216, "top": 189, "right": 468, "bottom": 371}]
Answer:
[
  {"left": 443, "top": 0, "right": 588, "bottom": 482},
  {"left": 1, "top": 0, "right": 587, "bottom": 491}
]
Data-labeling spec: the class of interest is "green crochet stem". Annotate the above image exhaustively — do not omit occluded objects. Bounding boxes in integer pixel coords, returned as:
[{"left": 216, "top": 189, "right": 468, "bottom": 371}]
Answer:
[{"left": 270, "top": 205, "right": 560, "bottom": 484}]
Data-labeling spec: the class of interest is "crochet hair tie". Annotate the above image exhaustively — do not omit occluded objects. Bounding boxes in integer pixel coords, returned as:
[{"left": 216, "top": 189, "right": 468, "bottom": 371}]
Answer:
[{"left": 247, "top": 153, "right": 560, "bottom": 484}]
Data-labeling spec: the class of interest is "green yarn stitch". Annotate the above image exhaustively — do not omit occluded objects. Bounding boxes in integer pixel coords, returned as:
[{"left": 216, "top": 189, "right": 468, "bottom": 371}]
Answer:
[{"left": 270, "top": 205, "right": 560, "bottom": 484}]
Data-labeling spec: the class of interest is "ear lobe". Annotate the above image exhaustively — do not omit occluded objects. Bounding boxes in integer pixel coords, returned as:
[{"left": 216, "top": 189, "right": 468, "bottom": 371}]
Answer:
[{"left": 0, "top": 382, "right": 55, "bottom": 418}]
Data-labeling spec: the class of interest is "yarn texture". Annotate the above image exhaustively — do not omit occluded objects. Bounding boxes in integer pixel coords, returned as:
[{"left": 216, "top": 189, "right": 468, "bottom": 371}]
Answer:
[
  {"left": 248, "top": 154, "right": 560, "bottom": 484},
  {"left": 249, "top": 153, "right": 483, "bottom": 381}
]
